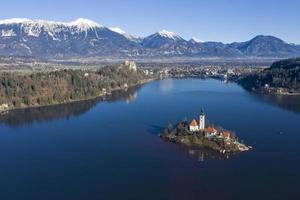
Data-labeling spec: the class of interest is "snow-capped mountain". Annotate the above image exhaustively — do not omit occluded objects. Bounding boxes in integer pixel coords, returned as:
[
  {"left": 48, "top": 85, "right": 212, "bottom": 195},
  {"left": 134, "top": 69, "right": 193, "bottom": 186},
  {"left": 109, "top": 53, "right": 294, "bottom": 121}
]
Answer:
[
  {"left": 109, "top": 27, "right": 139, "bottom": 42},
  {"left": 141, "top": 29, "right": 190, "bottom": 56},
  {"left": 0, "top": 18, "right": 103, "bottom": 38},
  {"left": 0, "top": 18, "right": 142, "bottom": 57},
  {"left": 0, "top": 18, "right": 299, "bottom": 58},
  {"left": 190, "top": 37, "right": 203, "bottom": 43},
  {"left": 156, "top": 29, "right": 182, "bottom": 40}
]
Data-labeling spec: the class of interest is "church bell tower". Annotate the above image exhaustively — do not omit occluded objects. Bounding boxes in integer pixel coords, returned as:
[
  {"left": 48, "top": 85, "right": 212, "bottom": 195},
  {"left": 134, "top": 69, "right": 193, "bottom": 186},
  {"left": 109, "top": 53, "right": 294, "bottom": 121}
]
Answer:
[{"left": 199, "top": 110, "right": 205, "bottom": 130}]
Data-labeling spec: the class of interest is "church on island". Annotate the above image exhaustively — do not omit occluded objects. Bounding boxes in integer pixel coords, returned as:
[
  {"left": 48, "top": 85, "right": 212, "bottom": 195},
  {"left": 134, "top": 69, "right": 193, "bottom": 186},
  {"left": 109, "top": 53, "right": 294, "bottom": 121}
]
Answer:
[
  {"left": 189, "top": 110, "right": 231, "bottom": 140},
  {"left": 189, "top": 110, "right": 205, "bottom": 131},
  {"left": 161, "top": 109, "right": 251, "bottom": 152}
]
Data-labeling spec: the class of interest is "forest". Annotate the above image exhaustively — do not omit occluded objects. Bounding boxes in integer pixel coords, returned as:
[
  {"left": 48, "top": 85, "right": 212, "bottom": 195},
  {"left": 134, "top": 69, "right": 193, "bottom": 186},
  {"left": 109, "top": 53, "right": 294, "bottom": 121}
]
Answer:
[
  {"left": 0, "top": 62, "right": 151, "bottom": 108},
  {"left": 239, "top": 58, "right": 300, "bottom": 94}
]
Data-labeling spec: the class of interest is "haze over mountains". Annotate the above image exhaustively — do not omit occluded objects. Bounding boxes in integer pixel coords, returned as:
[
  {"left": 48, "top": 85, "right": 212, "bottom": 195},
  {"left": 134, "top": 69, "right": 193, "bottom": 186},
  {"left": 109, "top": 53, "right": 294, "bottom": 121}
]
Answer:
[{"left": 0, "top": 18, "right": 299, "bottom": 59}]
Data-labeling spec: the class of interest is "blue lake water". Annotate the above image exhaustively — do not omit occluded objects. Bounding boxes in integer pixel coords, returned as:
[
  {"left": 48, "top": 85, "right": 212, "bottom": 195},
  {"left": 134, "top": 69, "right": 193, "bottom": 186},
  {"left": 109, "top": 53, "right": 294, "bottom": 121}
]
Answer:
[{"left": 0, "top": 79, "right": 300, "bottom": 200}]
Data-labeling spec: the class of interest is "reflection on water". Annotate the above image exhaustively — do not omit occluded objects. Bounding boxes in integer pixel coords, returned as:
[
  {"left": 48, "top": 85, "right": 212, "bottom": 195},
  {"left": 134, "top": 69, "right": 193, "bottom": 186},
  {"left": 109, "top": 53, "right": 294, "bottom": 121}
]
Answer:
[
  {"left": 126, "top": 91, "right": 137, "bottom": 104},
  {"left": 187, "top": 148, "right": 231, "bottom": 163},
  {"left": 252, "top": 93, "right": 300, "bottom": 114},
  {"left": 0, "top": 99, "right": 99, "bottom": 128},
  {"left": 159, "top": 79, "right": 174, "bottom": 93},
  {"left": 0, "top": 85, "right": 142, "bottom": 128},
  {"left": 1, "top": 79, "right": 300, "bottom": 200},
  {"left": 106, "top": 86, "right": 140, "bottom": 103},
  {"left": 165, "top": 142, "right": 233, "bottom": 163}
]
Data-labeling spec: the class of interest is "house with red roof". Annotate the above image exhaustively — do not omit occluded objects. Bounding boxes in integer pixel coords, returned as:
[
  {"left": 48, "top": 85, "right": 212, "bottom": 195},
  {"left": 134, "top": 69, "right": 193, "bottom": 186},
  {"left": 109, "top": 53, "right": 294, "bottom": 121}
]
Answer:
[
  {"left": 189, "top": 119, "right": 199, "bottom": 132},
  {"left": 220, "top": 131, "right": 231, "bottom": 140},
  {"left": 205, "top": 126, "right": 217, "bottom": 137}
]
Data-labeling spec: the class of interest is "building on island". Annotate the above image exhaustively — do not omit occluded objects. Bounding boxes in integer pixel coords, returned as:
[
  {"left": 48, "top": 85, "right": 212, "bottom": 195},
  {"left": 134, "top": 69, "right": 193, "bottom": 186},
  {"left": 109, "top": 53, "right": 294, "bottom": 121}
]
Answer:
[
  {"left": 206, "top": 126, "right": 217, "bottom": 137},
  {"left": 220, "top": 131, "right": 231, "bottom": 140},
  {"left": 187, "top": 111, "right": 234, "bottom": 143},
  {"left": 189, "top": 119, "right": 199, "bottom": 131},
  {"left": 199, "top": 110, "right": 205, "bottom": 130},
  {"left": 189, "top": 110, "right": 205, "bottom": 132}
]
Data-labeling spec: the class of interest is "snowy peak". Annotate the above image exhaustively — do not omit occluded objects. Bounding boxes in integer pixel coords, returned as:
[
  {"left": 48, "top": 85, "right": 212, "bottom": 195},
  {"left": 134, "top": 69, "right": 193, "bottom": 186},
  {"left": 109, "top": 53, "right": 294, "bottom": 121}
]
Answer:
[
  {"left": 109, "top": 27, "right": 126, "bottom": 35},
  {"left": 157, "top": 29, "right": 181, "bottom": 40},
  {"left": 1, "top": 18, "right": 300, "bottom": 58},
  {"left": 0, "top": 18, "right": 143, "bottom": 57},
  {"left": 109, "top": 27, "right": 138, "bottom": 41},
  {"left": 0, "top": 18, "right": 33, "bottom": 24},
  {"left": 0, "top": 18, "right": 103, "bottom": 31},
  {"left": 190, "top": 37, "right": 203, "bottom": 43},
  {"left": 69, "top": 18, "right": 102, "bottom": 31},
  {"left": 141, "top": 29, "right": 188, "bottom": 52},
  {"left": 0, "top": 18, "right": 106, "bottom": 40}
]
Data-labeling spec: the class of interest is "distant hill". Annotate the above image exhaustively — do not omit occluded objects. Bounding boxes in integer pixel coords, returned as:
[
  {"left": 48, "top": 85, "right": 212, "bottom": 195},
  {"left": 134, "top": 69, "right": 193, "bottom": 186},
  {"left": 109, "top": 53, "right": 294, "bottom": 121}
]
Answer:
[
  {"left": 239, "top": 57, "right": 300, "bottom": 94},
  {"left": 229, "top": 35, "right": 300, "bottom": 57},
  {"left": 0, "top": 18, "right": 300, "bottom": 59},
  {"left": 200, "top": 42, "right": 245, "bottom": 57},
  {"left": 270, "top": 57, "right": 300, "bottom": 69}
]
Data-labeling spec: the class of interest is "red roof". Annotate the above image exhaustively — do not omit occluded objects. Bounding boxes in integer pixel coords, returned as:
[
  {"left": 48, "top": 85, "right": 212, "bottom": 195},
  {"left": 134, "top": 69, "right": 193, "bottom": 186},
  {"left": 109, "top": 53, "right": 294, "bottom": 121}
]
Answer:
[
  {"left": 207, "top": 127, "right": 217, "bottom": 133},
  {"left": 221, "top": 132, "right": 231, "bottom": 138},
  {"left": 190, "top": 119, "right": 198, "bottom": 126}
]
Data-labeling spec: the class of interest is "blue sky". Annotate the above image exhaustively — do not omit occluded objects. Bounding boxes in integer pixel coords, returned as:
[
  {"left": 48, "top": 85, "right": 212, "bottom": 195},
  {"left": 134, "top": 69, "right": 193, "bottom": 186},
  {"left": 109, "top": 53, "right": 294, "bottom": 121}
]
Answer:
[{"left": 1, "top": 0, "right": 300, "bottom": 43}]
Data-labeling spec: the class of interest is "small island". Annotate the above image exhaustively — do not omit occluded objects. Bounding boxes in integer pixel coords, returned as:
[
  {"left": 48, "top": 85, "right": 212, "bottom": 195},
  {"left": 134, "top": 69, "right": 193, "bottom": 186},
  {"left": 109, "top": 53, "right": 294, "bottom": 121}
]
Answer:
[{"left": 161, "top": 110, "right": 251, "bottom": 153}]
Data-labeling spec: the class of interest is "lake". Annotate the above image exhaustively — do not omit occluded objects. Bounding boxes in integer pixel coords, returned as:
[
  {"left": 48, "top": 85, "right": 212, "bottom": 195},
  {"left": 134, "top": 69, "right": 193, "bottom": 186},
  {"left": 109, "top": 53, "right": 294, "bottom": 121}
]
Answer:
[{"left": 0, "top": 78, "right": 300, "bottom": 200}]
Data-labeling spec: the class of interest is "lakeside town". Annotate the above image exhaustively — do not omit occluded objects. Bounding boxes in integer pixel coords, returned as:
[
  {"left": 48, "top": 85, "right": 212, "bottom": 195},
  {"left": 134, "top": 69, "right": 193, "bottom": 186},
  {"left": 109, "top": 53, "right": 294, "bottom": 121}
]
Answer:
[{"left": 161, "top": 110, "right": 251, "bottom": 153}]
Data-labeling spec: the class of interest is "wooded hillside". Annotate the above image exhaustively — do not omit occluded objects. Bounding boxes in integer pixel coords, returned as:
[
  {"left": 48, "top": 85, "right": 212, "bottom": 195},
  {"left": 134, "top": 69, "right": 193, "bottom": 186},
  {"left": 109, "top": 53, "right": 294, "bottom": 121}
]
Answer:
[{"left": 0, "top": 62, "right": 151, "bottom": 108}]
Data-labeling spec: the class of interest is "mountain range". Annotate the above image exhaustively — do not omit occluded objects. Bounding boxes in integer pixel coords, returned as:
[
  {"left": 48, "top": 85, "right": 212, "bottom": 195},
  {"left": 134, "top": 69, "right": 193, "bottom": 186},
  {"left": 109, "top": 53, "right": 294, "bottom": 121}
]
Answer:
[{"left": 0, "top": 18, "right": 299, "bottom": 59}]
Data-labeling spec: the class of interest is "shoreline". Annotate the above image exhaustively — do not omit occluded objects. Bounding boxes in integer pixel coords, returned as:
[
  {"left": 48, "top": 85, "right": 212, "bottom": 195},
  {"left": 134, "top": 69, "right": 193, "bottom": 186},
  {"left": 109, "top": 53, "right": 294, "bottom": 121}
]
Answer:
[
  {"left": 247, "top": 87, "right": 300, "bottom": 96},
  {"left": 0, "top": 78, "right": 154, "bottom": 114}
]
